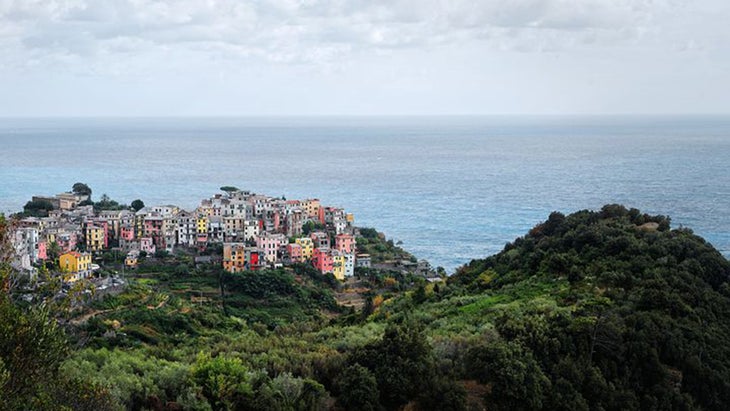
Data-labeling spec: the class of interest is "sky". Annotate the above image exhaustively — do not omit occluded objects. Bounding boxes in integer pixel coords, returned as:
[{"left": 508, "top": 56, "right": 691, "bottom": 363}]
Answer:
[{"left": 0, "top": 0, "right": 729, "bottom": 116}]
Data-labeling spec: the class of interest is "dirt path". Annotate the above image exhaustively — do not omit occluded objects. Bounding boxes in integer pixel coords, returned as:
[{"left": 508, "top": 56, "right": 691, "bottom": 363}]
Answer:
[
  {"left": 146, "top": 295, "right": 169, "bottom": 310},
  {"left": 70, "top": 308, "right": 114, "bottom": 325}
]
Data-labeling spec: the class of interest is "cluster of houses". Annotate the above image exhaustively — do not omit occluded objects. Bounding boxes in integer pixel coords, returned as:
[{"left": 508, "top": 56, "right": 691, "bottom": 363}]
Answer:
[{"left": 11, "top": 188, "right": 372, "bottom": 283}]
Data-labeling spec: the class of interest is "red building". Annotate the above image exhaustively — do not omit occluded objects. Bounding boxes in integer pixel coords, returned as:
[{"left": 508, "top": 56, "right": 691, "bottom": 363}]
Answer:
[
  {"left": 247, "top": 248, "right": 262, "bottom": 270},
  {"left": 312, "top": 248, "right": 334, "bottom": 274}
]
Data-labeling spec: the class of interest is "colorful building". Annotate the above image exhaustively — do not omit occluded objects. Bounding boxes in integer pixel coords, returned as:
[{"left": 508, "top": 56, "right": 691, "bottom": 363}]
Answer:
[
  {"left": 120, "top": 224, "right": 135, "bottom": 242},
  {"left": 55, "top": 231, "right": 79, "bottom": 253},
  {"left": 246, "top": 248, "right": 262, "bottom": 270},
  {"left": 256, "top": 233, "right": 287, "bottom": 263},
  {"left": 312, "top": 248, "right": 334, "bottom": 274},
  {"left": 295, "top": 237, "right": 314, "bottom": 260},
  {"left": 125, "top": 251, "right": 139, "bottom": 267},
  {"left": 332, "top": 251, "right": 346, "bottom": 280},
  {"left": 140, "top": 237, "right": 156, "bottom": 254},
  {"left": 335, "top": 233, "right": 355, "bottom": 254},
  {"left": 286, "top": 243, "right": 303, "bottom": 263},
  {"left": 301, "top": 198, "right": 321, "bottom": 219},
  {"left": 196, "top": 214, "right": 209, "bottom": 248},
  {"left": 143, "top": 215, "right": 164, "bottom": 248},
  {"left": 223, "top": 243, "right": 247, "bottom": 273},
  {"left": 37, "top": 241, "right": 47, "bottom": 261},
  {"left": 85, "top": 225, "right": 105, "bottom": 252},
  {"left": 59, "top": 251, "right": 92, "bottom": 282}
]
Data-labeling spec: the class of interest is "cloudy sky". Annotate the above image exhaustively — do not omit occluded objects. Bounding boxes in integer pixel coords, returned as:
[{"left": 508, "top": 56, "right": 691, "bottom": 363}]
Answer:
[{"left": 0, "top": 0, "right": 728, "bottom": 116}]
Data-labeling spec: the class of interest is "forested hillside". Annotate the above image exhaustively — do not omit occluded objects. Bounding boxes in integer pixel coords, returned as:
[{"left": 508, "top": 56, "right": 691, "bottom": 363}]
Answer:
[
  {"left": 441, "top": 205, "right": 730, "bottom": 410},
  {"left": 2, "top": 206, "right": 730, "bottom": 410}
]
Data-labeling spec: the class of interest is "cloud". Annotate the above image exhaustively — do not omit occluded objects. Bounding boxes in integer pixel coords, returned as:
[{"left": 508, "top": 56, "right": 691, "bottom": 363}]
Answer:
[
  {"left": 1, "top": 0, "right": 728, "bottom": 118},
  {"left": 0, "top": 0, "right": 680, "bottom": 72}
]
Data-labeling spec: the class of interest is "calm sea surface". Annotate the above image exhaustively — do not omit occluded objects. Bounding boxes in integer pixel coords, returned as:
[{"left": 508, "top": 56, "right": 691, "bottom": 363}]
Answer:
[{"left": 1, "top": 116, "right": 729, "bottom": 271}]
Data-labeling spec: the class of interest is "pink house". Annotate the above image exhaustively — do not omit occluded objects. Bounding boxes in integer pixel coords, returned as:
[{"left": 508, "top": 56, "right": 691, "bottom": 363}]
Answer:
[
  {"left": 273, "top": 212, "right": 281, "bottom": 232},
  {"left": 100, "top": 220, "right": 110, "bottom": 249},
  {"left": 37, "top": 241, "right": 47, "bottom": 260},
  {"left": 56, "top": 232, "right": 78, "bottom": 253},
  {"left": 335, "top": 233, "right": 355, "bottom": 254},
  {"left": 256, "top": 233, "right": 287, "bottom": 263},
  {"left": 144, "top": 216, "right": 164, "bottom": 248},
  {"left": 140, "top": 237, "right": 156, "bottom": 254},
  {"left": 120, "top": 225, "right": 135, "bottom": 241},
  {"left": 312, "top": 248, "right": 334, "bottom": 273},
  {"left": 287, "top": 243, "right": 303, "bottom": 263}
]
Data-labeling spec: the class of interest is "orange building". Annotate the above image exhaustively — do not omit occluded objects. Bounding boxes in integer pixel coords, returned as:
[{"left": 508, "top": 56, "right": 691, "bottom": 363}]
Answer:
[{"left": 223, "top": 243, "right": 247, "bottom": 273}]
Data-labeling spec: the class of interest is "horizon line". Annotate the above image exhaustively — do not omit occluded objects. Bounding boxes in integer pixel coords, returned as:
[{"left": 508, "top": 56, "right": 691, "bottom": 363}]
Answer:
[{"left": 2, "top": 113, "right": 730, "bottom": 119}]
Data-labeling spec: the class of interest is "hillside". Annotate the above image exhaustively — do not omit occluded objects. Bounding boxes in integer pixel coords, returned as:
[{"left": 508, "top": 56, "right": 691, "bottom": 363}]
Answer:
[
  {"left": 3, "top": 206, "right": 730, "bottom": 410},
  {"left": 435, "top": 205, "right": 730, "bottom": 410}
]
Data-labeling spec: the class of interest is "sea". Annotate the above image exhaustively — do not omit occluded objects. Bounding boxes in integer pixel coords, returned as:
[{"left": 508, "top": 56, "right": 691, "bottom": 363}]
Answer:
[{"left": 1, "top": 116, "right": 729, "bottom": 272}]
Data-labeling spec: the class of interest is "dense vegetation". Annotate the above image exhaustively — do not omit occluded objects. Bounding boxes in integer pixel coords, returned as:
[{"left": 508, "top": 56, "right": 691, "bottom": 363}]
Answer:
[
  {"left": 443, "top": 205, "right": 730, "bottom": 410},
  {"left": 2, "top": 205, "right": 730, "bottom": 410}
]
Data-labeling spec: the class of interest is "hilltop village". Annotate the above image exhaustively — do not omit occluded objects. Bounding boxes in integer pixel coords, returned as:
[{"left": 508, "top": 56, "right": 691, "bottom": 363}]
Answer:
[{"left": 10, "top": 185, "right": 389, "bottom": 285}]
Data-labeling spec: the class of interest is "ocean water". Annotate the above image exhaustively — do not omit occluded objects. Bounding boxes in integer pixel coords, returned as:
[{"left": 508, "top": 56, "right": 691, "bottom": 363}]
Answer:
[{"left": 1, "top": 116, "right": 729, "bottom": 272}]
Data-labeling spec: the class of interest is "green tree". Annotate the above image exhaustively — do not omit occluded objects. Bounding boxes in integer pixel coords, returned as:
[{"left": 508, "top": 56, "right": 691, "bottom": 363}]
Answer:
[
  {"left": 192, "top": 354, "right": 255, "bottom": 410},
  {"left": 0, "top": 295, "right": 69, "bottom": 408},
  {"left": 412, "top": 284, "right": 427, "bottom": 304},
  {"left": 335, "top": 364, "right": 381, "bottom": 411},
  {"left": 349, "top": 321, "right": 465, "bottom": 410},
  {"left": 72, "top": 182, "right": 92, "bottom": 197},
  {"left": 46, "top": 241, "right": 61, "bottom": 266},
  {"left": 130, "top": 199, "right": 145, "bottom": 212},
  {"left": 302, "top": 221, "right": 324, "bottom": 236},
  {"left": 466, "top": 340, "right": 549, "bottom": 410},
  {"left": 23, "top": 199, "right": 54, "bottom": 217}
]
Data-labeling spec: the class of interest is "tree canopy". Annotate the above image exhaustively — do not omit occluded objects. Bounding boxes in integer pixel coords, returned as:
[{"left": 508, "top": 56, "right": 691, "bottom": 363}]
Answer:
[
  {"left": 22, "top": 199, "right": 54, "bottom": 217},
  {"left": 448, "top": 204, "right": 730, "bottom": 410},
  {"left": 72, "top": 182, "right": 92, "bottom": 197},
  {"left": 130, "top": 199, "right": 145, "bottom": 212}
]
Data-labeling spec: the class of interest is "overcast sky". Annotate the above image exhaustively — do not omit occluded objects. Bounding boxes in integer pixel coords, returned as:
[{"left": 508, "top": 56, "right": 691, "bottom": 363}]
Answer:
[{"left": 0, "top": 0, "right": 728, "bottom": 116}]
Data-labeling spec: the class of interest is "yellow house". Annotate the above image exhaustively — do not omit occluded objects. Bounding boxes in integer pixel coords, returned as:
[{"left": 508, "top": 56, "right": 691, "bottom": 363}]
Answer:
[
  {"left": 332, "top": 253, "right": 346, "bottom": 281},
  {"left": 125, "top": 251, "right": 139, "bottom": 268},
  {"left": 134, "top": 214, "right": 145, "bottom": 239},
  {"left": 58, "top": 251, "right": 92, "bottom": 282},
  {"left": 196, "top": 215, "right": 208, "bottom": 234},
  {"left": 295, "top": 237, "right": 314, "bottom": 260},
  {"left": 86, "top": 226, "right": 104, "bottom": 252}
]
